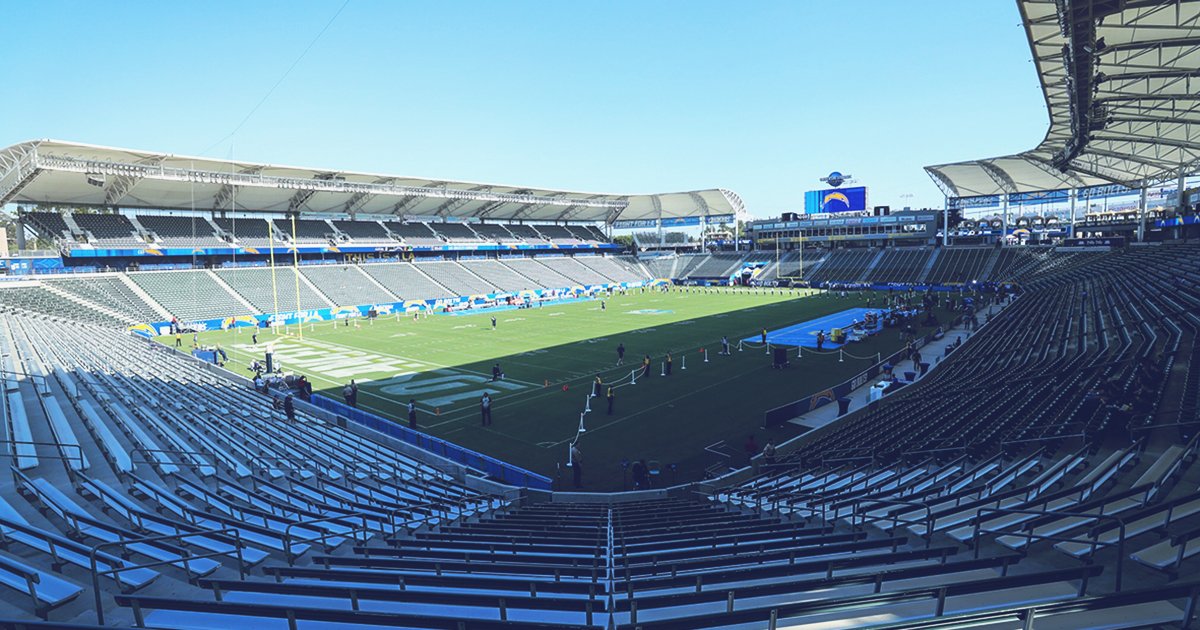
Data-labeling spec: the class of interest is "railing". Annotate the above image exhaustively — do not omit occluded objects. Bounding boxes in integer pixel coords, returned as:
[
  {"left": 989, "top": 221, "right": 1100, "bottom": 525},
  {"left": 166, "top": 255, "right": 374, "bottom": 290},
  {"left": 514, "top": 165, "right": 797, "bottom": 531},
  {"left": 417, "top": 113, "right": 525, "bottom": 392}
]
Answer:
[
  {"left": 971, "top": 507, "right": 1126, "bottom": 592},
  {"left": 130, "top": 447, "right": 219, "bottom": 478},
  {"left": 381, "top": 493, "right": 500, "bottom": 538},
  {"left": 3, "top": 440, "right": 85, "bottom": 481},
  {"left": 89, "top": 528, "right": 247, "bottom": 625},
  {"left": 282, "top": 513, "right": 371, "bottom": 566},
  {"left": 850, "top": 498, "right": 934, "bottom": 547}
]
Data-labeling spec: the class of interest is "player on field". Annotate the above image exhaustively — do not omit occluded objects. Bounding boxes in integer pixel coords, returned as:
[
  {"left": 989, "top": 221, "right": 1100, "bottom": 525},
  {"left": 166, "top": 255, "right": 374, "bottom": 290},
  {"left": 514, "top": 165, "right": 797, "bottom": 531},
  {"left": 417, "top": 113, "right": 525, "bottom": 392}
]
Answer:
[
  {"left": 721, "top": 335, "right": 730, "bottom": 355},
  {"left": 665, "top": 352, "right": 673, "bottom": 376},
  {"left": 617, "top": 342, "right": 626, "bottom": 365},
  {"left": 491, "top": 315, "right": 497, "bottom": 330}
]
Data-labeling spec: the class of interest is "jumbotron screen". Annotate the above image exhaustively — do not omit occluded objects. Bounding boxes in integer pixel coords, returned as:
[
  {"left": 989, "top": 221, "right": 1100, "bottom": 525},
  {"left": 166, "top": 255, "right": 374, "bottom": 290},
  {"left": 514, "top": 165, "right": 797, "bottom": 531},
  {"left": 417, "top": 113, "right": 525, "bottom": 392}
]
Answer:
[{"left": 804, "top": 186, "right": 868, "bottom": 214}]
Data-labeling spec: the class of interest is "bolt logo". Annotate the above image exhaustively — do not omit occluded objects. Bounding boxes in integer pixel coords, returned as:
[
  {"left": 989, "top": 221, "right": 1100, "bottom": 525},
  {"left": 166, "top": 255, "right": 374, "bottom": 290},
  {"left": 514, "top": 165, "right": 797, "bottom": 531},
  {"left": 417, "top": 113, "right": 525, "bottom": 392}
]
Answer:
[{"left": 823, "top": 191, "right": 851, "bottom": 210}]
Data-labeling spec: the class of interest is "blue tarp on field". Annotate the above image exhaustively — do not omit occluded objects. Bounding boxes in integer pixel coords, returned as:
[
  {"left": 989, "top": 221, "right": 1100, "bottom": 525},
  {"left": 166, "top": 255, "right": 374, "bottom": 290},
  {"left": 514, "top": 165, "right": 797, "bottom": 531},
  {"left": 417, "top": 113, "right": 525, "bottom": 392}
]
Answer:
[{"left": 745, "top": 307, "right": 878, "bottom": 348}]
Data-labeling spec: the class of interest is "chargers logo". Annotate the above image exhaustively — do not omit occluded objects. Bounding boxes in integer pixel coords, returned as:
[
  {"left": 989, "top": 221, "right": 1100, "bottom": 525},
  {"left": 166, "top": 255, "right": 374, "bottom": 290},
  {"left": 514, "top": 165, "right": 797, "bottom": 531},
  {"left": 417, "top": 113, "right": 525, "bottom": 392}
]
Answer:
[{"left": 823, "top": 192, "right": 851, "bottom": 211}]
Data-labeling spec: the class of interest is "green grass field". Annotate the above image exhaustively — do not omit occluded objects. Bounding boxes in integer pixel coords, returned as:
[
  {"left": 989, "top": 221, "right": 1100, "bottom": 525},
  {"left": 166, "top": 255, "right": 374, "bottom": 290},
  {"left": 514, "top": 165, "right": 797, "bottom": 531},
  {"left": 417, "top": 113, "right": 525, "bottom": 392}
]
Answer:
[{"left": 174, "top": 288, "right": 948, "bottom": 491}]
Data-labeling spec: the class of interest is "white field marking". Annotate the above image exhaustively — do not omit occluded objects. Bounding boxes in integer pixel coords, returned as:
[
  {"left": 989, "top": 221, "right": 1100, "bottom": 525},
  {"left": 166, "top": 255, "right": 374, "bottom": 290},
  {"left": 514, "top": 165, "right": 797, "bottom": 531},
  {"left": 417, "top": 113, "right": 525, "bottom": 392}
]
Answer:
[
  {"left": 221, "top": 343, "right": 442, "bottom": 415},
  {"left": 297, "top": 335, "right": 541, "bottom": 387},
  {"left": 376, "top": 370, "right": 527, "bottom": 408},
  {"left": 547, "top": 312, "right": 565, "bottom": 317}
]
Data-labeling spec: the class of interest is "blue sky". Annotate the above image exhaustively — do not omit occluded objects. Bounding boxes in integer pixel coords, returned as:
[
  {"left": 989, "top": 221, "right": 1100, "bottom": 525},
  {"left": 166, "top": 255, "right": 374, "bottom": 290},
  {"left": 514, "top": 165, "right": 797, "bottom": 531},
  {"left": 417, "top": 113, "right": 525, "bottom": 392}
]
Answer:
[{"left": 0, "top": 1, "right": 1047, "bottom": 217}]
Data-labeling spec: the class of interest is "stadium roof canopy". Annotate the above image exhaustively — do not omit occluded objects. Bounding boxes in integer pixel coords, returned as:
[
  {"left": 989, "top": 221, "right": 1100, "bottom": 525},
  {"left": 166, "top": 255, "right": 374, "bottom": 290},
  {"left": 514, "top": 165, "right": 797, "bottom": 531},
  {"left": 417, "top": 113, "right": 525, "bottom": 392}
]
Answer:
[
  {"left": 0, "top": 139, "right": 744, "bottom": 224},
  {"left": 926, "top": 0, "right": 1200, "bottom": 198}
]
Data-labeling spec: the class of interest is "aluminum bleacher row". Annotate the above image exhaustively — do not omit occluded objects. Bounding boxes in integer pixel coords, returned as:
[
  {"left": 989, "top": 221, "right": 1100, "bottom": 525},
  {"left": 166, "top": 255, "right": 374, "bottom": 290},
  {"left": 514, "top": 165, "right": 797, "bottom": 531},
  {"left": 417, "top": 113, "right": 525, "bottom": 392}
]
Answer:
[
  {"left": 0, "top": 246, "right": 1198, "bottom": 627},
  {"left": 19, "top": 211, "right": 611, "bottom": 250}
]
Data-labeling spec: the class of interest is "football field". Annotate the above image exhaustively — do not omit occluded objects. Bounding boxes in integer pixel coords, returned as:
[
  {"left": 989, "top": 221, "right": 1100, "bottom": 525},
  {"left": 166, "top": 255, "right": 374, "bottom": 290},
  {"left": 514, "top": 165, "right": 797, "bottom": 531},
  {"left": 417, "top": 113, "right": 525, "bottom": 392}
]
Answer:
[{"left": 179, "top": 287, "right": 947, "bottom": 490}]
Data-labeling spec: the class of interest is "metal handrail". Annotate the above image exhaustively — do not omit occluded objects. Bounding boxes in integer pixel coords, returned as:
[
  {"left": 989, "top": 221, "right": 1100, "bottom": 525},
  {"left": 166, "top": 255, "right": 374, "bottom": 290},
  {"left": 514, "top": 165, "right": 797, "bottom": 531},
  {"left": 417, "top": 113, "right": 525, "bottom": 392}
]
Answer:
[
  {"left": 851, "top": 498, "right": 934, "bottom": 548},
  {"left": 382, "top": 493, "right": 499, "bottom": 536},
  {"left": 971, "top": 507, "right": 1127, "bottom": 592},
  {"left": 89, "top": 527, "right": 246, "bottom": 625},
  {"left": 4, "top": 440, "right": 86, "bottom": 480},
  {"left": 282, "top": 513, "right": 371, "bottom": 566}
]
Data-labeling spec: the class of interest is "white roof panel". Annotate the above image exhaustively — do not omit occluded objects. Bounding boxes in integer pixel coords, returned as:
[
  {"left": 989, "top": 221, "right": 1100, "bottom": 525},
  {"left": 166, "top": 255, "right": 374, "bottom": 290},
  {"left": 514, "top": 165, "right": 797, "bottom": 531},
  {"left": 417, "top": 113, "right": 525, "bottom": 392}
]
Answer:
[
  {"left": 926, "top": 0, "right": 1200, "bottom": 198},
  {"left": 0, "top": 139, "right": 744, "bottom": 224}
]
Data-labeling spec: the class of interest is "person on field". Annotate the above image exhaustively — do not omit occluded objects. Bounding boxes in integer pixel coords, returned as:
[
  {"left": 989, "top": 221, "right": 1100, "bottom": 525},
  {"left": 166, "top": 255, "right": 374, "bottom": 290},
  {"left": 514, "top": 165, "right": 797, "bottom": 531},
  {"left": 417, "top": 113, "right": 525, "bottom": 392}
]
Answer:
[
  {"left": 607, "top": 385, "right": 615, "bottom": 415},
  {"left": 617, "top": 342, "right": 626, "bottom": 365},
  {"left": 480, "top": 393, "right": 493, "bottom": 426},
  {"left": 664, "top": 352, "right": 673, "bottom": 376},
  {"left": 408, "top": 399, "right": 418, "bottom": 429},
  {"left": 491, "top": 315, "right": 497, "bottom": 330}
]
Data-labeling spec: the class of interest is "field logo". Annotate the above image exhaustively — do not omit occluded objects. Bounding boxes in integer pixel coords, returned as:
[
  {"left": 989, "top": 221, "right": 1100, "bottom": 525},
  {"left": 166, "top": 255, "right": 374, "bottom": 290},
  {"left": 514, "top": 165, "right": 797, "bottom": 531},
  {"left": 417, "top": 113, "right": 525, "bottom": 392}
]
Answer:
[{"left": 627, "top": 309, "right": 673, "bottom": 315}]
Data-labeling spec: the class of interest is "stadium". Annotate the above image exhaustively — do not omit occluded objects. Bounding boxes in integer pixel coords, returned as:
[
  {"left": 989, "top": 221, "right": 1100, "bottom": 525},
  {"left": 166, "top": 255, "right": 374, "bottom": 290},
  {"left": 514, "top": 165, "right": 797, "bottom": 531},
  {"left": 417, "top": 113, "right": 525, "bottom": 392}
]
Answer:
[{"left": 1, "top": 0, "right": 1200, "bottom": 628}]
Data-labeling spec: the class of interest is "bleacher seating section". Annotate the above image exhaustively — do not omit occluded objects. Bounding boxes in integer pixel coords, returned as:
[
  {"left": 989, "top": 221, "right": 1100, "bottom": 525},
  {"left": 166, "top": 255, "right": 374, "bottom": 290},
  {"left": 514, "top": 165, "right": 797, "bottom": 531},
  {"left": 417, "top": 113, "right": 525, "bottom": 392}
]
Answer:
[
  {"left": 687, "top": 253, "right": 747, "bottom": 278},
  {"left": 299, "top": 265, "right": 397, "bottom": 306},
  {"left": 576, "top": 255, "right": 643, "bottom": 283},
  {"left": 271, "top": 219, "right": 335, "bottom": 244},
  {"left": 532, "top": 224, "right": 578, "bottom": 244},
  {"left": 539, "top": 257, "right": 611, "bottom": 285},
  {"left": 925, "top": 247, "right": 995, "bottom": 284},
  {"left": 382, "top": 222, "right": 441, "bottom": 246},
  {"left": 213, "top": 217, "right": 273, "bottom": 247},
  {"left": 72, "top": 214, "right": 144, "bottom": 248},
  {"left": 469, "top": 223, "right": 520, "bottom": 243},
  {"left": 47, "top": 276, "right": 162, "bottom": 324},
  {"left": 330, "top": 219, "right": 395, "bottom": 245},
  {"left": 360, "top": 263, "right": 457, "bottom": 300},
  {"left": 21, "top": 212, "right": 72, "bottom": 242},
  {"left": 459, "top": 259, "right": 535, "bottom": 292},
  {"left": 430, "top": 222, "right": 481, "bottom": 243},
  {"left": 641, "top": 256, "right": 676, "bottom": 279},
  {"left": 503, "top": 258, "right": 576, "bottom": 289},
  {"left": 868, "top": 248, "right": 934, "bottom": 284},
  {"left": 127, "top": 271, "right": 257, "bottom": 321},
  {"left": 413, "top": 261, "right": 495, "bottom": 296},
  {"left": 0, "top": 245, "right": 1198, "bottom": 627},
  {"left": 502, "top": 223, "right": 546, "bottom": 242},
  {"left": 215, "top": 268, "right": 332, "bottom": 313},
  {"left": 673, "top": 253, "right": 710, "bottom": 278},
  {"left": 136, "top": 215, "right": 227, "bottom": 248},
  {"left": 806, "top": 248, "right": 878, "bottom": 284},
  {"left": 17, "top": 213, "right": 621, "bottom": 253}
]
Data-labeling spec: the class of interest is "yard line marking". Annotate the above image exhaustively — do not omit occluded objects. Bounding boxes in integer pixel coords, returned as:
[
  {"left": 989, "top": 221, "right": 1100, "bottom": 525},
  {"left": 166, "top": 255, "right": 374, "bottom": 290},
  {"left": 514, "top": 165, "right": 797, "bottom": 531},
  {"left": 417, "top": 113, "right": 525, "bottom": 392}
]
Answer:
[{"left": 302, "top": 335, "right": 541, "bottom": 387}]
